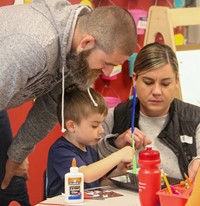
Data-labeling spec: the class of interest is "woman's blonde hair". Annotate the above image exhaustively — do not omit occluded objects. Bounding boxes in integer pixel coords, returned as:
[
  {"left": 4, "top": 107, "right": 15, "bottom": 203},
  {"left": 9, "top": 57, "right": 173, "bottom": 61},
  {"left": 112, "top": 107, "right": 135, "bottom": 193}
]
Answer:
[{"left": 134, "top": 42, "right": 179, "bottom": 79}]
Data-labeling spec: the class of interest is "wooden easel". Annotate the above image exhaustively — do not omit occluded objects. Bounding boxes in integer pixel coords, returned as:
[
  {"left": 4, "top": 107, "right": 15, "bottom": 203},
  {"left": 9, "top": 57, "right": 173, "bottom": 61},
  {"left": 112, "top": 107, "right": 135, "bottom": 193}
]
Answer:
[{"left": 144, "top": 6, "right": 200, "bottom": 99}]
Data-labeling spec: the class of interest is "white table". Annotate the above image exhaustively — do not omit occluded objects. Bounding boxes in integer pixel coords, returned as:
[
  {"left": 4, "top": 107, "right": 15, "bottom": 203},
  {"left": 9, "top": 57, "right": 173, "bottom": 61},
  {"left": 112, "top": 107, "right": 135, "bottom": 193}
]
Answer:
[{"left": 36, "top": 186, "right": 141, "bottom": 206}]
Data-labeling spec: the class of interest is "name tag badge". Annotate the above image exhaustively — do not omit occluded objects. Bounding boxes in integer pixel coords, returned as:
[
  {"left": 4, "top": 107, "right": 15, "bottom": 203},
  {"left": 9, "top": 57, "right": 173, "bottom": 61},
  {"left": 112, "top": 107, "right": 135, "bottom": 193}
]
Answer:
[{"left": 180, "top": 135, "right": 193, "bottom": 144}]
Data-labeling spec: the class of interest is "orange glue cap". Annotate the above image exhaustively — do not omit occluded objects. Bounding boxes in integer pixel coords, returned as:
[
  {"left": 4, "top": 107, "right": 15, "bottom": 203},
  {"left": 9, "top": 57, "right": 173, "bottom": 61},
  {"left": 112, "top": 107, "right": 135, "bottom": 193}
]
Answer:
[{"left": 72, "top": 158, "right": 77, "bottom": 167}]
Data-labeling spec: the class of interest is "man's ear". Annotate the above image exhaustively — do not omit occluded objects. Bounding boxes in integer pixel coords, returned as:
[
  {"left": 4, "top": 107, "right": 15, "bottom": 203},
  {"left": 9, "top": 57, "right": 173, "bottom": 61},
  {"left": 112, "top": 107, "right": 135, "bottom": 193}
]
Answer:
[
  {"left": 76, "top": 35, "right": 95, "bottom": 53},
  {"left": 65, "top": 120, "right": 75, "bottom": 133}
]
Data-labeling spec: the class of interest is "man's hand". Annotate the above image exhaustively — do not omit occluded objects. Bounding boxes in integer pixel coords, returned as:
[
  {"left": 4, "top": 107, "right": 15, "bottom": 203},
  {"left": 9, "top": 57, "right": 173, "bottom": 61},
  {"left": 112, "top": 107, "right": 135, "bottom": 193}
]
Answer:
[
  {"left": 188, "top": 158, "right": 200, "bottom": 183},
  {"left": 114, "top": 128, "right": 152, "bottom": 150},
  {"left": 1, "top": 158, "right": 29, "bottom": 189}
]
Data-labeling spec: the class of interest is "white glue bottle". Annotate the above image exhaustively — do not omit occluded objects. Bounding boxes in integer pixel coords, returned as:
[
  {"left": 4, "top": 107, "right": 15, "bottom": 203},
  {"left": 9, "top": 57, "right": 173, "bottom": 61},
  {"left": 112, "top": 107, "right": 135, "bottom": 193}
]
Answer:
[{"left": 65, "top": 158, "right": 84, "bottom": 203}]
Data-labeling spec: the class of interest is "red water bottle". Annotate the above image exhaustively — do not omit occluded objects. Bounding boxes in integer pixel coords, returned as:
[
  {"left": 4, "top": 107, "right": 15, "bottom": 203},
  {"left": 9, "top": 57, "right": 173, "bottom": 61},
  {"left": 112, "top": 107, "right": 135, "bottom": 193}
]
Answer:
[{"left": 138, "top": 146, "right": 161, "bottom": 206}]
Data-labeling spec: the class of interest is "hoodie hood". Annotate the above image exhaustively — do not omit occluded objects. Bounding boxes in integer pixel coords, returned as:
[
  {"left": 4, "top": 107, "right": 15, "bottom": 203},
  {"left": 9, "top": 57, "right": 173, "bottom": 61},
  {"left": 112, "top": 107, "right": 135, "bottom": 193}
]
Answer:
[
  {"left": 31, "top": 0, "right": 92, "bottom": 132},
  {"left": 32, "top": 0, "right": 91, "bottom": 73}
]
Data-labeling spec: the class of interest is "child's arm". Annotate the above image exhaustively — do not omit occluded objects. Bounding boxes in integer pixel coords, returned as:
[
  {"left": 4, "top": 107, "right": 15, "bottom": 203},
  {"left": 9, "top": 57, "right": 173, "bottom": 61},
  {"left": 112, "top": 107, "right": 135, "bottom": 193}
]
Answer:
[{"left": 78, "top": 146, "right": 134, "bottom": 183}]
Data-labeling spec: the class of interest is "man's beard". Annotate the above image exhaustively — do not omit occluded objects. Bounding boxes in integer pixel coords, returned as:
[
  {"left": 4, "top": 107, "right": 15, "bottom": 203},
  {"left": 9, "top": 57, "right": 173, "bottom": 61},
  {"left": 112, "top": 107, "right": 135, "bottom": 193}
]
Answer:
[{"left": 66, "top": 49, "right": 102, "bottom": 91}]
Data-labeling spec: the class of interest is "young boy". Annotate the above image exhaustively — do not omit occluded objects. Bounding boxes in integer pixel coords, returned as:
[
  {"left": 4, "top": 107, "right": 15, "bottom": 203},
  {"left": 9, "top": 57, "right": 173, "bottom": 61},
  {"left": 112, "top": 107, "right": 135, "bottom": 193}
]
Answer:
[{"left": 46, "top": 86, "right": 134, "bottom": 198}]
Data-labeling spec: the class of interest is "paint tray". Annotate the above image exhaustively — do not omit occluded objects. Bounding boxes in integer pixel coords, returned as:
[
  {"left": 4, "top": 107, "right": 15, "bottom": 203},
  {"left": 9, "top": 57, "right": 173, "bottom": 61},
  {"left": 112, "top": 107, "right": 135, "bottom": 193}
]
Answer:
[
  {"left": 109, "top": 174, "right": 181, "bottom": 192},
  {"left": 109, "top": 174, "right": 138, "bottom": 191}
]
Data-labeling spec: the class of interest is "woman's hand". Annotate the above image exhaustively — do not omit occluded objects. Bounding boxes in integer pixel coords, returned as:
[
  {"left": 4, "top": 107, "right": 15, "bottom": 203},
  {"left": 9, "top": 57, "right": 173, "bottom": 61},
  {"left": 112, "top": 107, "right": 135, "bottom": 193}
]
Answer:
[
  {"left": 114, "top": 128, "right": 152, "bottom": 150},
  {"left": 188, "top": 158, "right": 200, "bottom": 183}
]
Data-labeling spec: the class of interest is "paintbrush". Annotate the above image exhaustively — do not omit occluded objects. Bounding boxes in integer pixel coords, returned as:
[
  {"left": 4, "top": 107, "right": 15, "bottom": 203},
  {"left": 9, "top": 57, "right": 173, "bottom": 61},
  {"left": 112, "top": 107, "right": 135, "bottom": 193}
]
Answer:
[{"left": 131, "top": 87, "right": 137, "bottom": 175}]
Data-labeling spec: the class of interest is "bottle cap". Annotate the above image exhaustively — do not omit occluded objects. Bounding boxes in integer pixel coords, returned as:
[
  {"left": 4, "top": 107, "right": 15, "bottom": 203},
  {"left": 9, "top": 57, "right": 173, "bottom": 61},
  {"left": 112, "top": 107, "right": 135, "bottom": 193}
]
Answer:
[
  {"left": 70, "top": 158, "right": 78, "bottom": 173},
  {"left": 71, "top": 158, "right": 77, "bottom": 167},
  {"left": 139, "top": 146, "right": 160, "bottom": 160}
]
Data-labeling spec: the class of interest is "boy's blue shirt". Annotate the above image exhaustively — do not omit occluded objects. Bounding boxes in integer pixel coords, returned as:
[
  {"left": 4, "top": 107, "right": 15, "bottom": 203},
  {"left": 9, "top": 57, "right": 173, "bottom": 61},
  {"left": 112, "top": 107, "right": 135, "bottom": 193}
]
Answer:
[{"left": 47, "top": 136, "right": 100, "bottom": 198}]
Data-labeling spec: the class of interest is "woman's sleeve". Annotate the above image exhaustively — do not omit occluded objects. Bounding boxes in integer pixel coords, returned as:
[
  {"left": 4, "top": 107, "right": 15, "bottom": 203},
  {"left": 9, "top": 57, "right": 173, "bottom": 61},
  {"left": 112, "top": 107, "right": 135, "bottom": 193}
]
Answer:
[{"left": 95, "top": 108, "right": 119, "bottom": 159}]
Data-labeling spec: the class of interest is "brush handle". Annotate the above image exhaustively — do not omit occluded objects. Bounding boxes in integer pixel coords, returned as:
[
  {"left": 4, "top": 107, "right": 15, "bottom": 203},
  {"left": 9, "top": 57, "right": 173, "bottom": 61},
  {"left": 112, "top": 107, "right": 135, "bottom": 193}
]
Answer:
[
  {"left": 131, "top": 87, "right": 137, "bottom": 174},
  {"left": 132, "top": 133, "right": 137, "bottom": 174},
  {"left": 131, "top": 87, "right": 136, "bottom": 133}
]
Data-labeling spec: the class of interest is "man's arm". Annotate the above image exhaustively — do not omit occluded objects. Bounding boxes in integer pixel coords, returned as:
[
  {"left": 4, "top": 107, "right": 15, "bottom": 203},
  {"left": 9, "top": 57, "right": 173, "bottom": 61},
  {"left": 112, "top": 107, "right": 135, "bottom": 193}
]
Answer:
[
  {"left": 1, "top": 32, "right": 62, "bottom": 162},
  {"left": 1, "top": 82, "right": 62, "bottom": 190},
  {"left": 7, "top": 83, "right": 62, "bottom": 163}
]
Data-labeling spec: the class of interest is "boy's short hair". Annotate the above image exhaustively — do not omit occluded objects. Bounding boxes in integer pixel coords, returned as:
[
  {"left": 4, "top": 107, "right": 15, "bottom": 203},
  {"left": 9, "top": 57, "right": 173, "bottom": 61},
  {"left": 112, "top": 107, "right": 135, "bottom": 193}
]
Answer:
[{"left": 57, "top": 86, "right": 108, "bottom": 126}]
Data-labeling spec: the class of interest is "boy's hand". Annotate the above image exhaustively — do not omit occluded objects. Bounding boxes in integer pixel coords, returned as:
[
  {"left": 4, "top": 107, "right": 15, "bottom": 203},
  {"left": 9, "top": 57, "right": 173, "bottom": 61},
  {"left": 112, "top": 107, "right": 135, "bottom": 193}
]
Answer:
[{"left": 118, "top": 146, "right": 134, "bottom": 163}]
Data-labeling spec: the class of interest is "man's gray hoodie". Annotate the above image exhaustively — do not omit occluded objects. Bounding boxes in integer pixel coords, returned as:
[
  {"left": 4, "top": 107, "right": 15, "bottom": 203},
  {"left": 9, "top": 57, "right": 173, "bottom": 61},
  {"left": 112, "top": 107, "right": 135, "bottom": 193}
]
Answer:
[{"left": 0, "top": 0, "right": 90, "bottom": 162}]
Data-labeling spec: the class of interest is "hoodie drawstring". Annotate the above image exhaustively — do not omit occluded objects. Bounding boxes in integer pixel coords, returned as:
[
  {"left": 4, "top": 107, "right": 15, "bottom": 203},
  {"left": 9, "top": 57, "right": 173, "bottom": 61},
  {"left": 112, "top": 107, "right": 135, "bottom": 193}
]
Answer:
[
  {"left": 87, "top": 87, "right": 98, "bottom": 107},
  {"left": 61, "top": 66, "right": 66, "bottom": 133}
]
